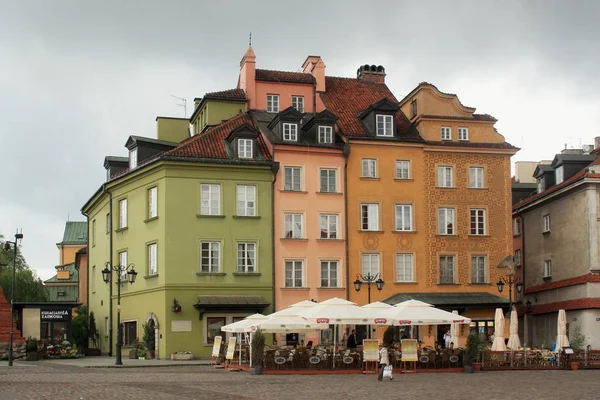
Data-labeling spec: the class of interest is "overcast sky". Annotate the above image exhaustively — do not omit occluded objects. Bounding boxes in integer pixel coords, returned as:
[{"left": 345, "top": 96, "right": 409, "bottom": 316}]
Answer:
[{"left": 1, "top": 0, "right": 599, "bottom": 280}]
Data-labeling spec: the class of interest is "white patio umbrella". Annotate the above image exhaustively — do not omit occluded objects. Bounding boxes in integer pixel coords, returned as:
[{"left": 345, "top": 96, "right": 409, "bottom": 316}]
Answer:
[
  {"left": 362, "top": 301, "right": 395, "bottom": 324},
  {"left": 450, "top": 310, "right": 460, "bottom": 347},
  {"left": 221, "top": 314, "right": 268, "bottom": 366},
  {"left": 507, "top": 307, "right": 521, "bottom": 349},
  {"left": 255, "top": 314, "right": 328, "bottom": 333},
  {"left": 556, "top": 309, "right": 570, "bottom": 351},
  {"left": 391, "top": 300, "right": 471, "bottom": 325},
  {"left": 491, "top": 308, "right": 506, "bottom": 351},
  {"left": 269, "top": 299, "right": 318, "bottom": 317}
]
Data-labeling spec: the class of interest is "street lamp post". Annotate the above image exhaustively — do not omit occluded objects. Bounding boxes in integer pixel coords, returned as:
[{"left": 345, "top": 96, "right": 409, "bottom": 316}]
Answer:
[
  {"left": 496, "top": 275, "right": 523, "bottom": 311},
  {"left": 353, "top": 273, "right": 384, "bottom": 304},
  {"left": 101, "top": 261, "right": 137, "bottom": 366},
  {"left": 3, "top": 231, "right": 23, "bottom": 367}
]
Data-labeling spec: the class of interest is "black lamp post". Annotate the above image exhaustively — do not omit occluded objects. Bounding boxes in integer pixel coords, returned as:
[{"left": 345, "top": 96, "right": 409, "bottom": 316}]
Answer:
[
  {"left": 101, "top": 261, "right": 137, "bottom": 365},
  {"left": 496, "top": 276, "right": 523, "bottom": 311},
  {"left": 4, "top": 231, "right": 23, "bottom": 367},
  {"left": 353, "top": 273, "right": 384, "bottom": 304}
]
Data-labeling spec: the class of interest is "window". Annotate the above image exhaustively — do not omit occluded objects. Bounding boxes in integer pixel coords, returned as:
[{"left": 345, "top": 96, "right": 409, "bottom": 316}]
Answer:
[
  {"left": 200, "top": 242, "right": 220, "bottom": 273},
  {"left": 123, "top": 321, "right": 137, "bottom": 346},
  {"left": 285, "top": 260, "right": 304, "bottom": 287},
  {"left": 514, "top": 249, "right": 521, "bottom": 266},
  {"left": 148, "top": 186, "right": 157, "bottom": 219},
  {"left": 458, "top": 127, "right": 469, "bottom": 141},
  {"left": 129, "top": 149, "right": 137, "bottom": 170},
  {"left": 104, "top": 317, "right": 109, "bottom": 337},
  {"left": 237, "top": 242, "right": 256, "bottom": 273},
  {"left": 291, "top": 96, "right": 304, "bottom": 113},
  {"left": 543, "top": 260, "right": 552, "bottom": 278},
  {"left": 361, "top": 253, "right": 380, "bottom": 276},
  {"left": 395, "top": 204, "right": 413, "bottom": 231},
  {"left": 284, "top": 213, "right": 304, "bottom": 239},
  {"left": 206, "top": 317, "right": 226, "bottom": 344},
  {"left": 318, "top": 126, "right": 333, "bottom": 144},
  {"left": 200, "top": 184, "right": 221, "bottom": 215},
  {"left": 283, "top": 123, "right": 298, "bottom": 141},
  {"left": 267, "top": 94, "right": 279, "bottom": 113},
  {"left": 396, "top": 160, "right": 411, "bottom": 179},
  {"left": 441, "top": 127, "right": 451, "bottom": 140},
  {"left": 119, "top": 199, "right": 127, "bottom": 229},
  {"left": 440, "top": 255, "right": 455, "bottom": 284},
  {"left": 395, "top": 254, "right": 413, "bottom": 282},
  {"left": 376, "top": 114, "right": 393, "bottom": 137},
  {"left": 119, "top": 251, "right": 127, "bottom": 282},
  {"left": 469, "top": 167, "right": 484, "bottom": 188},
  {"left": 470, "top": 209, "right": 486, "bottom": 235},
  {"left": 92, "top": 219, "right": 96, "bottom": 247},
  {"left": 537, "top": 178, "right": 545, "bottom": 194},
  {"left": 437, "top": 166, "right": 453, "bottom": 187},
  {"left": 106, "top": 213, "right": 110, "bottom": 234},
  {"left": 471, "top": 255, "right": 487, "bottom": 283},
  {"left": 284, "top": 167, "right": 301, "bottom": 191},
  {"left": 238, "top": 139, "right": 253, "bottom": 159},
  {"left": 320, "top": 261, "right": 338, "bottom": 288},
  {"left": 361, "top": 203, "right": 379, "bottom": 231},
  {"left": 438, "top": 208, "right": 455, "bottom": 235},
  {"left": 555, "top": 166, "right": 564, "bottom": 184},
  {"left": 236, "top": 185, "right": 256, "bottom": 216},
  {"left": 320, "top": 214, "right": 338, "bottom": 239},
  {"left": 320, "top": 168, "right": 336, "bottom": 192},
  {"left": 543, "top": 214, "right": 551, "bottom": 233},
  {"left": 148, "top": 243, "right": 157, "bottom": 276},
  {"left": 513, "top": 218, "right": 521, "bottom": 236},
  {"left": 411, "top": 100, "right": 417, "bottom": 118},
  {"left": 362, "top": 159, "right": 377, "bottom": 178}
]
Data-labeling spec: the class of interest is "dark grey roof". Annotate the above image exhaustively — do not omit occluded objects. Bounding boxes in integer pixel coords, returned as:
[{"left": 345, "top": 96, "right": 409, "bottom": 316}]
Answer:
[
  {"left": 551, "top": 154, "right": 597, "bottom": 167},
  {"left": 125, "top": 135, "right": 179, "bottom": 150},
  {"left": 383, "top": 292, "right": 509, "bottom": 308}
]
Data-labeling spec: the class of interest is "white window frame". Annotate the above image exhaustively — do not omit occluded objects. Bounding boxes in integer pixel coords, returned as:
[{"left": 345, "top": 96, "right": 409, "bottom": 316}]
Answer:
[
  {"left": 513, "top": 218, "right": 521, "bottom": 236},
  {"left": 395, "top": 253, "right": 414, "bottom": 282},
  {"left": 200, "top": 184, "right": 221, "bottom": 216},
  {"left": 438, "top": 208, "right": 455, "bottom": 235},
  {"left": 318, "top": 126, "right": 333, "bottom": 144},
  {"left": 320, "top": 168, "right": 336, "bottom": 193},
  {"left": 537, "top": 178, "right": 544, "bottom": 194},
  {"left": 469, "top": 167, "right": 484, "bottom": 189},
  {"left": 470, "top": 209, "right": 486, "bottom": 235},
  {"left": 395, "top": 160, "right": 411, "bottom": 180},
  {"left": 361, "top": 158, "right": 377, "bottom": 178},
  {"left": 291, "top": 96, "right": 304, "bottom": 113},
  {"left": 284, "top": 213, "right": 304, "bottom": 239},
  {"left": 376, "top": 114, "right": 393, "bottom": 137},
  {"left": 543, "top": 260, "right": 552, "bottom": 278},
  {"left": 284, "top": 167, "right": 302, "bottom": 191},
  {"left": 106, "top": 213, "right": 110, "bottom": 234},
  {"left": 320, "top": 214, "right": 339, "bottom": 239},
  {"left": 238, "top": 139, "right": 253, "bottom": 159},
  {"left": 119, "top": 199, "right": 127, "bottom": 229},
  {"left": 148, "top": 186, "right": 158, "bottom": 219},
  {"left": 458, "top": 127, "right": 469, "bottom": 141},
  {"left": 361, "top": 203, "right": 379, "bottom": 231},
  {"left": 320, "top": 260, "right": 338, "bottom": 288},
  {"left": 438, "top": 166, "right": 453, "bottom": 188},
  {"left": 237, "top": 242, "right": 257, "bottom": 273},
  {"left": 439, "top": 255, "right": 455, "bottom": 284},
  {"left": 283, "top": 123, "right": 298, "bottom": 141},
  {"left": 361, "top": 253, "right": 380, "bottom": 277},
  {"left": 236, "top": 185, "right": 256, "bottom": 216},
  {"left": 92, "top": 219, "right": 96, "bottom": 247},
  {"left": 395, "top": 204, "right": 413, "bottom": 231},
  {"left": 471, "top": 255, "right": 486, "bottom": 284},
  {"left": 148, "top": 243, "right": 157, "bottom": 276},
  {"left": 267, "top": 94, "right": 279, "bottom": 113},
  {"left": 119, "top": 251, "right": 128, "bottom": 282},
  {"left": 543, "top": 214, "right": 551, "bottom": 233},
  {"left": 285, "top": 260, "right": 304, "bottom": 288},
  {"left": 129, "top": 148, "right": 137, "bottom": 170},
  {"left": 555, "top": 166, "right": 564, "bottom": 184},
  {"left": 441, "top": 127, "right": 452, "bottom": 140},
  {"left": 200, "top": 241, "right": 221, "bottom": 273}
]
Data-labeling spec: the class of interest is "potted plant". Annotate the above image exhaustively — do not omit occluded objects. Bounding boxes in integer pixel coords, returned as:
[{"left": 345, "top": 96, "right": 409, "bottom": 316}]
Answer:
[
  {"left": 85, "top": 312, "right": 102, "bottom": 356},
  {"left": 129, "top": 339, "right": 141, "bottom": 359},
  {"left": 26, "top": 337, "right": 39, "bottom": 361},
  {"left": 142, "top": 322, "right": 156, "bottom": 359},
  {"left": 463, "top": 333, "right": 482, "bottom": 373},
  {"left": 250, "top": 329, "right": 265, "bottom": 375},
  {"left": 137, "top": 349, "right": 147, "bottom": 360},
  {"left": 569, "top": 325, "right": 586, "bottom": 370}
]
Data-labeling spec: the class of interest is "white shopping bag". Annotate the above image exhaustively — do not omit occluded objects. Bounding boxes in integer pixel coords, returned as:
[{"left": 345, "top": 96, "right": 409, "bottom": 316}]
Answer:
[{"left": 383, "top": 365, "right": 393, "bottom": 379}]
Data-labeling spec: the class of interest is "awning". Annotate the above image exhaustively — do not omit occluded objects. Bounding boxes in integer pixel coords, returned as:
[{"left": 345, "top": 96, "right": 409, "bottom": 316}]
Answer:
[
  {"left": 383, "top": 292, "right": 509, "bottom": 311},
  {"left": 193, "top": 295, "right": 270, "bottom": 320}
]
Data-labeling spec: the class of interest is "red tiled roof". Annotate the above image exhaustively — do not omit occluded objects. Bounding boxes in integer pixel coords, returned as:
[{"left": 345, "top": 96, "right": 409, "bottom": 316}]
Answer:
[
  {"left": 166, "top": 113, "right": 272, "bottom": 161},
  {"left": 320, "top": 77, "right": 418, "bottom": 139},
  {"left": 426, "top": 141, "right": 519, "bottom": 150},
  {"left": 255, "top": 69, "right": 315, "bottom": 84},
  {"left": 205, "top": 88, "right": 247, "bottom": 101}
]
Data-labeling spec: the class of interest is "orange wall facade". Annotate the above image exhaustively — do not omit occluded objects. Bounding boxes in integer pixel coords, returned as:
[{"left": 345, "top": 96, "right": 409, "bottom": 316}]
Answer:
[{"left": 58, "top": 245, "right": 84, "bottom": 265}]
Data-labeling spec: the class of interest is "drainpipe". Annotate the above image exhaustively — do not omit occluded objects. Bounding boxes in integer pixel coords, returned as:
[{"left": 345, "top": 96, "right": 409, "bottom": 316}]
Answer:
[
  {"left": 103, "top": 187, "right": 114, "bottom": 357},
  {"left": 312, "top": 81, "right": 317, "bottom": 113},
  {"left": 343, "top": 143, "right": 351, "bottom": 300},
  {"left": 271, "top": 157, "right": 279, "bottom": 313},
  {"left": 516, "top": 209, "right": 527, "bottom": 345}
]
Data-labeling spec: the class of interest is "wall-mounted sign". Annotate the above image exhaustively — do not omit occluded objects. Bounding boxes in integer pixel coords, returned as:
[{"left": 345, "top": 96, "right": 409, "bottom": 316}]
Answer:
[{"left": 40, "top": 309, "right": 70, "bottom": 321}]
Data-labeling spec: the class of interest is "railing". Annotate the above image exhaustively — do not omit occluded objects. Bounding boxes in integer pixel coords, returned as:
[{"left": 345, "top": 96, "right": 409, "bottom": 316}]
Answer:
[{"left": 483, "top": 349, "right": 568, "bottom": 370}]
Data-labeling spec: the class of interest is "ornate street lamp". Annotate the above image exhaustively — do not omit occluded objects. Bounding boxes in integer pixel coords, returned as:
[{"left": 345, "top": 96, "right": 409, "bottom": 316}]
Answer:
[
  {"left": 4, "top": 231, "right": 23, "bottom": 367},
  {"left": 102, "top": 261, "right": 137, "bottom": 365},
  {"left": 353, "top": 273, "right": 384, "bottom": 304}
]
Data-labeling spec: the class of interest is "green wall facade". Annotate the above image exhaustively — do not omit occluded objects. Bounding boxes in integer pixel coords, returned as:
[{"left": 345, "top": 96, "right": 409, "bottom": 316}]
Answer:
[{"left": 192, "top": 100, "right": 247, "bottom": 135}]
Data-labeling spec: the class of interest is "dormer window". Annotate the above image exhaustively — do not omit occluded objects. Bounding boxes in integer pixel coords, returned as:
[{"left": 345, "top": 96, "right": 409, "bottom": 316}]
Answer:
[
  {"left": 238, "top": 139, "right": 253, "bottom": 159},
  {"left": 292, "top": 96, "right": 304, "bottom": 113},
  {"left": 555, "top": 166, "right": 564, "bottom": 184},
  {"left": 283, "top": 123, "right": 298, "bottom": 141},
  {"left": 458, "top": 127, "right": 469, "bottom": 141},
  {"left": 318, "top": 126, "right": 333, "bottom": 144},
  {"left": 129, "top": 149, "right": 137, "bottom": 170},
  {"left": 441, "top": 127, "right": 452, "bottom": 140},
  {"left": 376, "top": 115, "right": 393, "bottom": 137},
  {"left": 267, "top": 94, "right": 279, "bottom": 113},
  {"left": 537, "top": 178, "right": 545, "bottom": 194},
  {"left": 411, "top": 100, "right": 417, "bottom": 118}
]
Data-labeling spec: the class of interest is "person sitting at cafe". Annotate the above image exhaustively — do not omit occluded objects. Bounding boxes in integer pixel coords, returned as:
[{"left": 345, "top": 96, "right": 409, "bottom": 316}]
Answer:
[
  {"left": 306, "top": 341, "right": 313, "bottom": 349},
  {"left": 347, "top": 329, "right": 357, "bottom": 349}
]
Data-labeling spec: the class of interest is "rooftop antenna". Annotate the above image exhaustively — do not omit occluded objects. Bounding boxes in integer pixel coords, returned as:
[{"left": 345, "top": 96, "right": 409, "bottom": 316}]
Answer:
[{"left": 170, "top": 95, "right": 187, "bottom": 118}]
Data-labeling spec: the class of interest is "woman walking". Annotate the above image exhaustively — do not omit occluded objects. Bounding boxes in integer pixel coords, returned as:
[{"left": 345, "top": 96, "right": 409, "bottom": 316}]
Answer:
[{"left": 377, "top": 343, "right": 393, "bottom": 381}]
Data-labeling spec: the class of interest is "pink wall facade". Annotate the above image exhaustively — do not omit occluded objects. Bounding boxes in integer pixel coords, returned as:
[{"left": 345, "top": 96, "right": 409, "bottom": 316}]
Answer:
[{"left": 255, "top": 81, "right": 325, "bottom": 113}]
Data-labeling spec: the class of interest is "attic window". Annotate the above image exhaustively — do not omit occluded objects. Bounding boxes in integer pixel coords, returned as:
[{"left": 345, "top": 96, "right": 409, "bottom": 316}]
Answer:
[
  {"left": 292, "top": 96, "right": 304, "bottom": 113},
  {"left": 267, "top": 94, "right": 279, "bottom": 113},
  {"left": 537, "top": 178, "right": 544, "bottom": 194},
  {"left": 238, "top": 139, "right": 253, "bottom": 159},
  {"left": 376, "top": 115, "right": 393, "bottom": 137},
  {"left": 318, "top": 126, "right": 333, "bottom": 144},
  {"left": 283, "top": 123, "right": 298, "bottom": 141},
  {"left": 411, "top": 100, "right": 417, "bottom": 118},
  {"left": 129, "top": 149, "right": 138, "bottom": 170},
  {"left": 555, "top": 166, "right": 564, "bottom": 184}
]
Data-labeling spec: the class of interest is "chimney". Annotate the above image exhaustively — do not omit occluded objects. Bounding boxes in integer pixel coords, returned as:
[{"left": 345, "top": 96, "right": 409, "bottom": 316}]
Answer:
[
  {"left": 595, "top": 136, "right": 600, "bottom": 150},
  {"left": 357, "top": 64, "right": 386, "bottom": 84},
  {"left": 239, "top": 46, "right": 256, "bottom": 109},
  {"left": 302, "top": 56, "right": 326, "bottom": 92}
]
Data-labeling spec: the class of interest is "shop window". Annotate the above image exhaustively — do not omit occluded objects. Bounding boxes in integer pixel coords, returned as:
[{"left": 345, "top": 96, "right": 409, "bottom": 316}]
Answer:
[
  {"left": 123, "top": 321, "right": 137, "bottom": 346},
  {"left": 206, "top": 317, "right": 226, "bottom": 344}
]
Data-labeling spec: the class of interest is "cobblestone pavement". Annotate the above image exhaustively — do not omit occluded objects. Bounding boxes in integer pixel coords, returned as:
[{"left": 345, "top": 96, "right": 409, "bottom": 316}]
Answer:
[{"left": 1, "top": 363, "right": 599, "bottom": 400}]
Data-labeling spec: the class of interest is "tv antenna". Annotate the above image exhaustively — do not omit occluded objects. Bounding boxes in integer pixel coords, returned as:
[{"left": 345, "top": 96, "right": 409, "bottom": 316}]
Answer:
[{"left": 170, "top": 95, "right": 187, "bottom": 118}]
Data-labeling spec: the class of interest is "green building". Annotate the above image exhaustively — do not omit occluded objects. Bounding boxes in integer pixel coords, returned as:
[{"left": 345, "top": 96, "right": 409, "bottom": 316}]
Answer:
[{"left": 83, "top": 113, "right": 276, "bottom": 359}]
